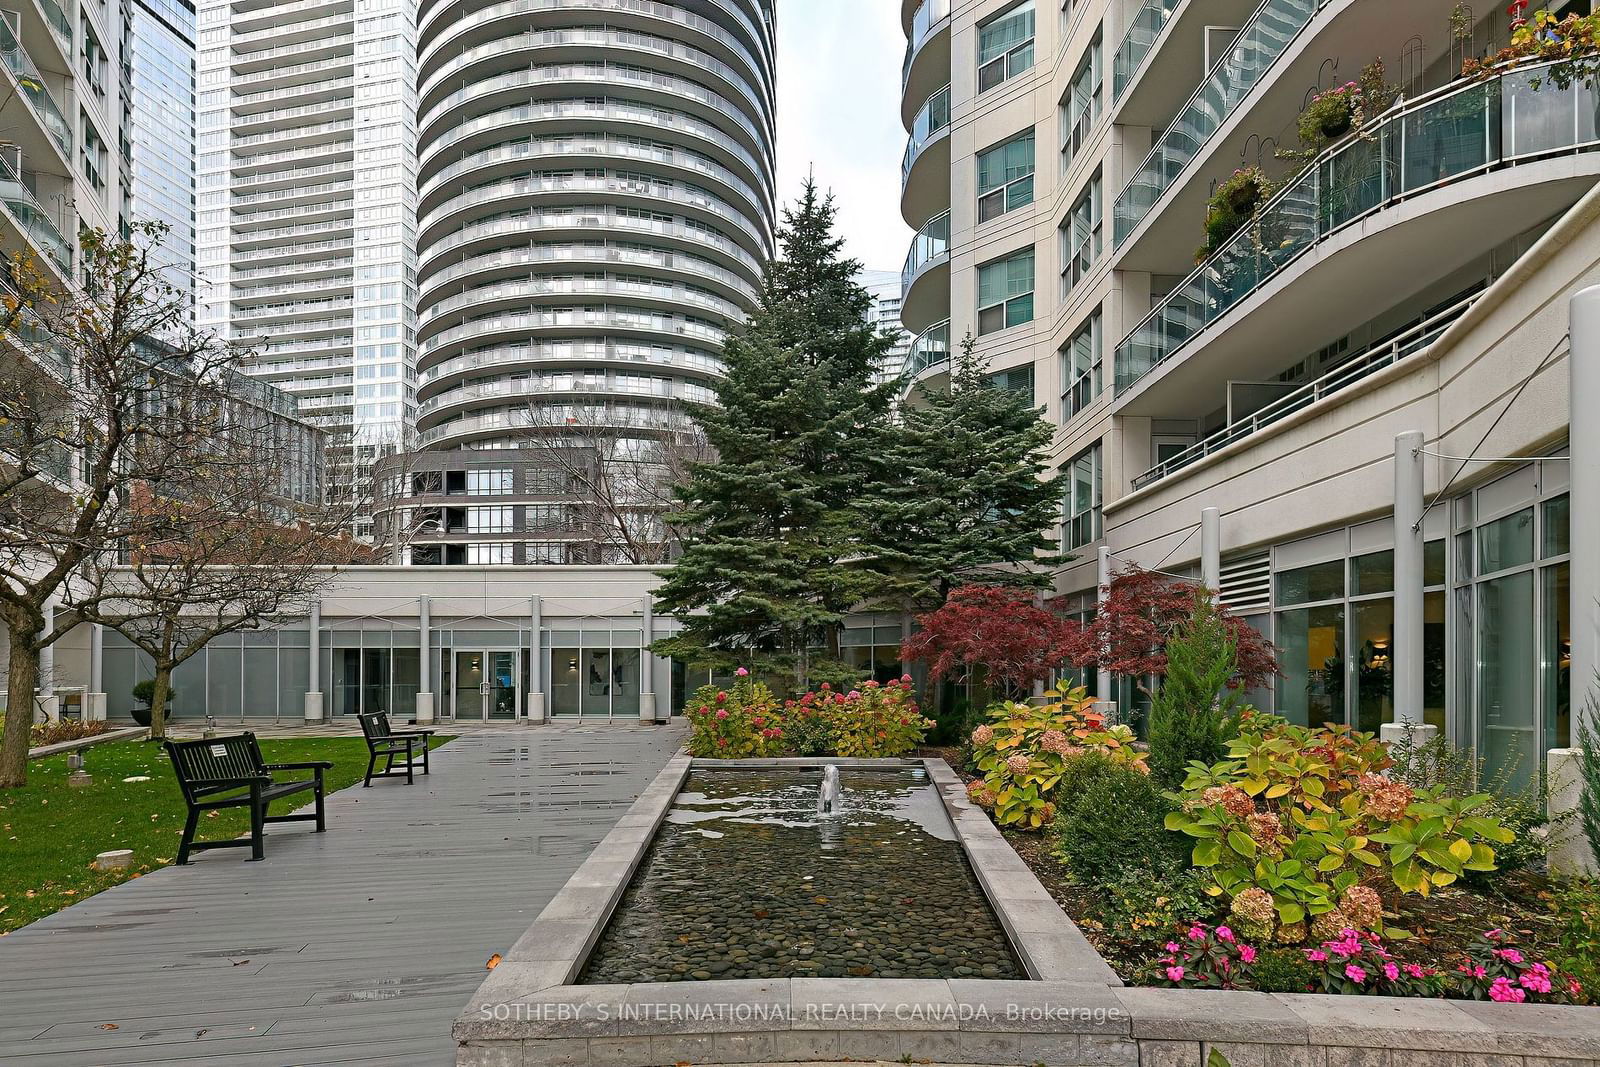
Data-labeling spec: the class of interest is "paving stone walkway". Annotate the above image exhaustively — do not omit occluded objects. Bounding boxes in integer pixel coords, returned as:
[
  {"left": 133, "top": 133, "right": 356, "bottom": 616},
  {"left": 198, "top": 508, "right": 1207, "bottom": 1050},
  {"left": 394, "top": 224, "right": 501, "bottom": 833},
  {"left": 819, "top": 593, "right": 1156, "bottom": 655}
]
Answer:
[{"left": 0, "top": 723, "right": 685, "bottom": 1066}]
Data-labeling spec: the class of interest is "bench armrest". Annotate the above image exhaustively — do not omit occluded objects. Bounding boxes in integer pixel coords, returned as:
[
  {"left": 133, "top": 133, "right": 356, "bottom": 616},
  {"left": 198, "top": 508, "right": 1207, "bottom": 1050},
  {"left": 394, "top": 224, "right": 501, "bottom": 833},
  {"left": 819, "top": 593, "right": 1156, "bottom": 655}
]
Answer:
[
  {"left": 265, "top": 761, "right": 334, "bottom": 771},
  {"left": 391, "top": 729, "right": 434, "bottom": 739}
]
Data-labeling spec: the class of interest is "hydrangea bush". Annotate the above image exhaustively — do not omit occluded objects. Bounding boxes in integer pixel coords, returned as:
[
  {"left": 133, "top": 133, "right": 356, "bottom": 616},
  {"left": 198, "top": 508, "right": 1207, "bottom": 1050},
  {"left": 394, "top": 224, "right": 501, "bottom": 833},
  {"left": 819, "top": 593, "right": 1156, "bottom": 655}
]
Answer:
[
  {"left": 1164, "top": 713, "right": 1513, "bottom": 941},
  {"left": 967, "top": 685, "right": 1147, "bottom": 829},
  {"left": 687, "top": 672, "right": 931, "bottom": 759},
  {"left": 684, "top": 671, "right": 785, "bottom": 758}
]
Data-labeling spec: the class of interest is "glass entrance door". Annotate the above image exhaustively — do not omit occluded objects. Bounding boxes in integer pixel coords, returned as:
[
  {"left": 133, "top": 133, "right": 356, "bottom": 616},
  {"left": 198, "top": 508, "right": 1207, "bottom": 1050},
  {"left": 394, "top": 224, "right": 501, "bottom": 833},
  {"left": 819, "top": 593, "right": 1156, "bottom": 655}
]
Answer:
[{"left": 449, "top": 649, "right": 520, "bottom": 721}]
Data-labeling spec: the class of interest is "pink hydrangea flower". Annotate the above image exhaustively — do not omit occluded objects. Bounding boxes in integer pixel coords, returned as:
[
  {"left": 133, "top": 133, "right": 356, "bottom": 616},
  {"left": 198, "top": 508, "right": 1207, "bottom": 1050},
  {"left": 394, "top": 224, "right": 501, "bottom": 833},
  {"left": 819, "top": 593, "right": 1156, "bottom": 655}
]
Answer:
[
  {"left": 971, "top": 724, "right": 994, "bottom": 745},
  {"left": 715, "top": 691, "right": 727, "bottom": 703},
  {"left": 901, "top": 674, "right": 912, "bottom": 683},
  {"left": 1005, "top": 754, "right": 1030, "bottom": 776},
  {"left": 735, "top": 667, "right": 749, "bottom": 677},
  {"left": 847, "top": 690, "right": 861, "bottom": 700},
  {"left": 1165, "top": 966, "right": 1185, "bottom": 983},
  {"left": 1489, "top": 977, "right": 1526, "bottom": 1003},
  {"left": 715, "top": 709, "right": 728, "bottom": 720}
]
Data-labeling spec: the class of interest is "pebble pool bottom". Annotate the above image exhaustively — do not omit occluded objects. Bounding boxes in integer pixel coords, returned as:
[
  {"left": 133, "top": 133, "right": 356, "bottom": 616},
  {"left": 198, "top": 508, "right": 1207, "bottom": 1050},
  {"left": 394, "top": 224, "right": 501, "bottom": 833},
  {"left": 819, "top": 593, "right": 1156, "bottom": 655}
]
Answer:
[{"left": 579, "top": 767, "right": 1025, "bottom": 982}]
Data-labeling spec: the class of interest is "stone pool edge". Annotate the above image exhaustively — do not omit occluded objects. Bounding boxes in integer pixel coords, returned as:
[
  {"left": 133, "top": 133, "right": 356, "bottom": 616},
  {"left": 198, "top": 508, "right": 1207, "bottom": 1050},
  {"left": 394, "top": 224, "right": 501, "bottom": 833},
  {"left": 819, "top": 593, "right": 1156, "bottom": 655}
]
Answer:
[{"left": 452, "top": 756, "right": 1600, "bottom": 1067}]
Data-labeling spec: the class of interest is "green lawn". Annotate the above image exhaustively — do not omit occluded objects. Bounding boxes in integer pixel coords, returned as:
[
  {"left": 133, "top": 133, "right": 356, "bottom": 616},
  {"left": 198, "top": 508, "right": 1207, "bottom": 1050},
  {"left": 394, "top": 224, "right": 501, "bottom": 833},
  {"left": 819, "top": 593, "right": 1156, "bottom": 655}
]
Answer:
[{"left": 0, "top": 735, "right": 450, "bottom": 934}]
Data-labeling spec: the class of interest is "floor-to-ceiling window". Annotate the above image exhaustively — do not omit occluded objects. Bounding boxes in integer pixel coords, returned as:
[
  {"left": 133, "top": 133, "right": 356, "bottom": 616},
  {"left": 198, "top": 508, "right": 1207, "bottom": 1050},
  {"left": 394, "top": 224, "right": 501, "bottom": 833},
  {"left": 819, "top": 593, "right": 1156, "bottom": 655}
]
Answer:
[{"left": 545, "top": 625, "right": 644, "bottom": 720}]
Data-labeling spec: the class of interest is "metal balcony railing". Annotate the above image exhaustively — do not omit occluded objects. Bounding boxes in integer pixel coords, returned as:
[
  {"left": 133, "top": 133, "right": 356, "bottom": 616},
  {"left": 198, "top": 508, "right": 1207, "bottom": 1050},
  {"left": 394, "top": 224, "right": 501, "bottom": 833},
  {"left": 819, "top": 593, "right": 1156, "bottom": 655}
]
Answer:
[
  {"left": 1112, "top": 0, "right": 1322, "bottom": 249},
  {"left": 1129, "top": 293, "right": 1481, "bottom": 488},
  {"left": 1114, "top": 59, "right": 1600, "bottom": 396}
]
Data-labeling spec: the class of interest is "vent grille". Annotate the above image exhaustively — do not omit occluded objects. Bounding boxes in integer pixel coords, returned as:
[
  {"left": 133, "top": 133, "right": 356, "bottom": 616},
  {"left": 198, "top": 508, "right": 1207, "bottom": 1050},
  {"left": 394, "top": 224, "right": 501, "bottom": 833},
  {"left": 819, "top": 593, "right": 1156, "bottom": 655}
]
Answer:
[{"left": 1219, "top": 553, "right": 1271, "bottom": 613}]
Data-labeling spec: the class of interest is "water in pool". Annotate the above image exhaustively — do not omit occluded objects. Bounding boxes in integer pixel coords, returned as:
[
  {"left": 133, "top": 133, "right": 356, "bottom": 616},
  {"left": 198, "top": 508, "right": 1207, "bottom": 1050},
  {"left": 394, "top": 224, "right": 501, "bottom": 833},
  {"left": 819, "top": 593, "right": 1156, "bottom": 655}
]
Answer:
[{"left": 578, "top": 767, "right": 1025, "bottom": 982}]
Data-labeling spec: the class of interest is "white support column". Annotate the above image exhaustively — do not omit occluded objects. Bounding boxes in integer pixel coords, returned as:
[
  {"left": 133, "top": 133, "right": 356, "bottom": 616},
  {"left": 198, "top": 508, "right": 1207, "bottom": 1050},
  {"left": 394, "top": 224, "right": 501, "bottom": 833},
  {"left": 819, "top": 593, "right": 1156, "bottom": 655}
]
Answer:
[
  {"left": 415, "top": 596, "right": 434, "bottom": 723},
  {"left": 526, "top": 594, "right": 546, "bottom": 723},
  {"left": 304, "top": 600, "right": 324, "bottom": 723},
  {"left": 1563, "top": 285, "right": 1600, "bottom": 873},
  {"left": 36, "top": 599, "right": 57, "bottom": 723},
  {"left": 87, "top": 624, "right": 106, "bottom": 722},
  {"left": 1200, "top": 507, "right": 1221, "bottom": 593},
  {"left": 1382, "top": 429, "right": 1435, "bottom": 750},
  {"left": 638, "top": 596, "right": 658, "bottom": 723},
  {"left": 1096, "top": 545, "right": 1114, "bottom": 718}
]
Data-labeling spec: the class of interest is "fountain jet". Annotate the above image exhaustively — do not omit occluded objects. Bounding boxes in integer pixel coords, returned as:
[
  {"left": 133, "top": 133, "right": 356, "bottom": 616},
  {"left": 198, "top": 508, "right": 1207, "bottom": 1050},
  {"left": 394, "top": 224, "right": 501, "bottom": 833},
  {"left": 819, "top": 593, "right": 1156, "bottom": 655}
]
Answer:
[{"left": 817, "top": 764, "right": 842, "bottom": 816}]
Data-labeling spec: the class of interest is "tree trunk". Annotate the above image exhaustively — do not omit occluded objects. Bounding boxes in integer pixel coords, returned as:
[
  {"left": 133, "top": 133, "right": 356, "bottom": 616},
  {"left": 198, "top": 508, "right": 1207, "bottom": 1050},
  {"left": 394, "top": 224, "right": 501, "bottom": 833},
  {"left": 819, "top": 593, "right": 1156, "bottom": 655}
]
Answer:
[
  {"left": 149, "top": 665, "right": 173, "bottom": 741},
  {"left": 0, "top": 625, "right": 40, "bottom": 788}
]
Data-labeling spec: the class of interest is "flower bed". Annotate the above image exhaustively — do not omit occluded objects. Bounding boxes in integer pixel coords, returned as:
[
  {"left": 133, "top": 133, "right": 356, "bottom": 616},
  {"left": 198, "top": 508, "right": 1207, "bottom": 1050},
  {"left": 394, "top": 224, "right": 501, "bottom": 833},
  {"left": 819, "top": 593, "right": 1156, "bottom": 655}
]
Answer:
[{"left": 684, "top": 670, "right": 933, "bottom": 759}]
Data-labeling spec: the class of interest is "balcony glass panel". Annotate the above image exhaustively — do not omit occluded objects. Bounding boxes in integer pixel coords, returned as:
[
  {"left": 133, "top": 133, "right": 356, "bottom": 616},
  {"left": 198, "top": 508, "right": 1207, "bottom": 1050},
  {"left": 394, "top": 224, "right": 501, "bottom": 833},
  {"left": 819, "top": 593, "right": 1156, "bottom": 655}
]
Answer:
[
  {"left": 1113, "top": 60, "right": 1600, "bottom": 396},
  {"left": 903, "top": 319, "right": 950, "bottom": 382},
  {"left": 38, "top": 0, "right": 70, "bottom": 47},
  {"left": 902, "top": 84, "right": 951, "bottom": 181},
  {"left": 901, "top": 210, "right": 950, "bottom": 291},
  {"left": 902, "top": 0, "right": 952, "bottom": 83},
  {"left": 1112, "top": 0, "right": 1319, "bottom": 248},
  {"left": 0, "top": 17, "right": 71, "bottom": 156},
  {"left": 1112, "top": 0, "right": 1178, "bottom": 100},
  {"left": 0, "top": 156, "right": 69, "bottom": 266}
]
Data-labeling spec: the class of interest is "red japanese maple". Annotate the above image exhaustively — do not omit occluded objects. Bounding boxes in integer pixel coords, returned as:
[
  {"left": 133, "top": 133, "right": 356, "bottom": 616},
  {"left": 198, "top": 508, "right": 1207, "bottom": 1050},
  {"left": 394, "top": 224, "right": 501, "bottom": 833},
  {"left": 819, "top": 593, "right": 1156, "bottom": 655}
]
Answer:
[
  {"left": 1056, "top": 564, "right": 1279, "bottom": 689},
  {"left": 900, "top": 584, "right": 1073, "bottom": 693}
]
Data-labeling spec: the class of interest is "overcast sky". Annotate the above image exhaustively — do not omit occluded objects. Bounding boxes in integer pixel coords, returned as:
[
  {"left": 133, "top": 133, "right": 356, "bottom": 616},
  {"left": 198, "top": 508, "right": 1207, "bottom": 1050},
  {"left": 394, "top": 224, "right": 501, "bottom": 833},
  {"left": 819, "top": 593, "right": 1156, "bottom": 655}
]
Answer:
[{"left": 776, "top": 3, "right": 912, "bottom": 274}]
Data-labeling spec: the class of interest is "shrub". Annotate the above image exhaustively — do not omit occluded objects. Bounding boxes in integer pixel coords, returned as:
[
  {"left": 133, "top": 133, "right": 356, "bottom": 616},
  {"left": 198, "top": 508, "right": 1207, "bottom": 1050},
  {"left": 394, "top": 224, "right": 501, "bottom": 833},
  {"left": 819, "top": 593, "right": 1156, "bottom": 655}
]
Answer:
[
  {"left": 1251, "top": 948, "right": 1320, "bottom": 994},
  {"left": 1578, "top": 698, "right": 1600, "bottom": 871},
  {"left": 1165, "top": 714, "right": 1514, "bottom": 941},
  {"left": 1147, "top": 593, "right": 1246, "bottom": 790},
  {"left": 1550, "top": 878, "right": 1600, "bottom": 1005},
  {"left": 9, "top": 717, "right": 113, "bottom": 748},
  {"left": 781, "top": 698, "right": 837, "bottom": 756},
  {"left": 826, "top": 679, "right": 930, "bottom": 757},
  {"left": 685, "top": 673, "right": 785, "bottom": 758},
  {"left": 1463, "top": 10, "right": 1600, "bottom": 89},
  {"left": 1053, "top": 760, "right": 1188, "bottom": 885},
  {"left": 1196, "top": 167, "right": 1272, "bottom": 262},
  {"left": 1451, "top": 928, "right": 1583, "bottom": 1003},
  {"left": 1094, "top": 867, "right": 1220, "bottom": 953},
  {"left": 968, "top": 685, "right": 1147, "bottom": 829}
]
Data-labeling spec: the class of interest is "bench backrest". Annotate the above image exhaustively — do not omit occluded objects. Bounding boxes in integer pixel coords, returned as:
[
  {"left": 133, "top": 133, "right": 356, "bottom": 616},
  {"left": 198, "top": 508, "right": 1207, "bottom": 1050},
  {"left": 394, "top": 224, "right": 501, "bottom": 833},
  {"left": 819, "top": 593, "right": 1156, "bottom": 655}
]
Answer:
[
  {"left": 164, "top": 733, "right": 266, "bottom": 803},
  {"left": 357, "top": 711, "right": 392, "bottom": 743}
]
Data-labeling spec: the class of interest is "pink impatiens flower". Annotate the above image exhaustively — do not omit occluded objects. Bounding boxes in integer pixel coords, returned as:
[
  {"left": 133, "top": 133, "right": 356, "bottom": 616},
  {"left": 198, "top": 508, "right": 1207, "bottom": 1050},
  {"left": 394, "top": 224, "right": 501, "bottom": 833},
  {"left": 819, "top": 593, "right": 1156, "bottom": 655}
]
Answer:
[
  {"left": 1520, "top": 964, "right": 1553, "bottom": 994},
  {"left": 1165, "top": 966, "right": 1185, "bottom": 983},
  {"left": 1345, "top": 964, "right": 1367, "bottom": 983},
  {"left": 1489, "top": 977, "right": 1526, "bottom": 1003},
  {"left": 1306, "top": 950, "right": 1327, "bottom": 962},
  {"left": 1239, "top": 945, "right": 1257, "bottom": 964},
  {"left": 1493, "top": 948, "right": 1524, "bottom": 964},
  {"left": 1215, "top": 926, "right": 1235, "bottom": 942},
  {"left": 1382, "top": 963, "right": 1400, "bottom": 982}
]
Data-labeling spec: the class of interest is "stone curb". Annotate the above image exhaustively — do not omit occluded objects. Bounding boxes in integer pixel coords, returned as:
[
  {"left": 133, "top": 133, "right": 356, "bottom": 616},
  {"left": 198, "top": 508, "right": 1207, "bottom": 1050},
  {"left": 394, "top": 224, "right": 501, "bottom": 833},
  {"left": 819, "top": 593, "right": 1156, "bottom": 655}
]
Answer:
[{"left": 27, "top": 726, "right": 148, "bottom": 761}]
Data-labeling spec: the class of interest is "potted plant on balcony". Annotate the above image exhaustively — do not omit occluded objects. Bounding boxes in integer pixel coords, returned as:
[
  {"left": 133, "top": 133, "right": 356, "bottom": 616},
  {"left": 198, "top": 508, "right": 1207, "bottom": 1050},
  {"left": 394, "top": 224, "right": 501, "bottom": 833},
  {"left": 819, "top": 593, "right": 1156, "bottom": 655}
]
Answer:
[
  {"left": 1463, "top": 8, "right": 1600, "bottom": 89},
  {"left": 1197, "top": 166, "right": 1272, "bottom": 263}
]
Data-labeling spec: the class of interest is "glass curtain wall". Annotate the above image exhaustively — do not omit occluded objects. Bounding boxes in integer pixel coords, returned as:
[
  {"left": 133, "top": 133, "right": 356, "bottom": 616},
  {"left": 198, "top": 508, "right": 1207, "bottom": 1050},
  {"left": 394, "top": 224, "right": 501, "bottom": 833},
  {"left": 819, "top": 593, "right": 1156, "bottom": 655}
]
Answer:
[
  {"left": 101, "top": 622, "right": 312, "bottom": 722},
  {"left": 545, "top": 626, "right": 643, "bottom": 720}
]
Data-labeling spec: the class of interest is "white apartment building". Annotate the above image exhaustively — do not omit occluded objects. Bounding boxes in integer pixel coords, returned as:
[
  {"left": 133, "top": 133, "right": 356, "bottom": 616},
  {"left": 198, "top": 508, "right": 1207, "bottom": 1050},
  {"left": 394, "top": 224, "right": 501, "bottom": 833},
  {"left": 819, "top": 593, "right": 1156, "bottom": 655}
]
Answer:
[
  {"left": 901, "top": 0, "right": 1600, "bottom": 794},
  {"left": 863, "top": 267, "right": 912, "bottom": 384},
  {"left": 194, "top": 0, "right": 418, "bottom": 533}
]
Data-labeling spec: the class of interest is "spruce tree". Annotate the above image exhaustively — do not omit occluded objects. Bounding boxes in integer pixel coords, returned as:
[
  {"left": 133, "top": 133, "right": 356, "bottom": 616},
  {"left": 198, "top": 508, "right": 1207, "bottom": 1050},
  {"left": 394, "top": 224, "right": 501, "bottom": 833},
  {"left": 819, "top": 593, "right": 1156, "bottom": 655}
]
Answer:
[
  {"left": 867, "top": 332, "right": 1064, "bottom": 609},
  {"left": 651, "top": 179, "right": 895, "bottom": 685}
]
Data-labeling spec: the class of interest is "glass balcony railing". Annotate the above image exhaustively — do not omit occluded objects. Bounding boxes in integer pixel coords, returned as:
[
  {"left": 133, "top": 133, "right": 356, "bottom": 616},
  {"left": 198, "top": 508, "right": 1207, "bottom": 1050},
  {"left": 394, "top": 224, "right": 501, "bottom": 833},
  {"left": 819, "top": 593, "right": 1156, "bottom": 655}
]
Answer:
[
  {"left": 901, "top": 210, "right": 950, "bottom": 294},
  {"left": 901, "top": 319, "right": 950, "bottom": 387},
  {"left": 36, "top": 0, "right": 71, "bottom": 49},
  {"left": 901, "top": 84, "right": 951, "bottom": 183},
  {"left": 0, "top": 17, "right": 71, "bottom": 157},
  {"left": 1114, "top": 59, "right": 1600, "bottom": 396},
  {"left": 1111, "top": 0, "right": 1179, "bottom": 101},
  {"left": 0, "top": 157, "right": 69, "bottom": 267},
  {"left": 1112, "top": 0, "right": 1321, "bottom": 248},
  {"left": 902, "top": 0, "right": 952, "bottom": 84}
]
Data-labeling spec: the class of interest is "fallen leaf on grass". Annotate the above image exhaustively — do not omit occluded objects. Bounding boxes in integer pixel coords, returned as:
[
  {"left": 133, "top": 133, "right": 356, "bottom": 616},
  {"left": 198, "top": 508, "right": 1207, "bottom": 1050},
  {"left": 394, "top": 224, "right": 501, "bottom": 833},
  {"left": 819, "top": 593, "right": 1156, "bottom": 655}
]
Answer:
[
  {"left": 485, "top": 953, "right": 502, "bottom": 970},
  {"left": 230, "top": 958, "right": 251, "bottom": 966}
]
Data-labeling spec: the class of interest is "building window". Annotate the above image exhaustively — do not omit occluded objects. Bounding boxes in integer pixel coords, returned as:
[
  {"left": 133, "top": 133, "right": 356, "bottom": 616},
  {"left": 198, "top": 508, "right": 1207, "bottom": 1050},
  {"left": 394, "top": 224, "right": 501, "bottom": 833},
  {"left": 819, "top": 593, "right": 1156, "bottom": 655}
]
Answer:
[
  {"left": 985, "top": 364, "right": 1034, "bottom": 399},
  {"left": 1062, "top": 443, "right": 1101, "bottom": 550},
  {"left": 978, "top": 0, "right": 1035, "bottom": 93},
  {"left": 526, "top": 542, "right": 566, "bottom": 564},
  {"left": 467, "top": 543, "right": 514, "bottom": 565},
  {"left": 80, "top": 112, "right": 106, "bottom": 192},
  {"left": 1060, "top": 171, "right": 1101, "bottom": 297},
  {"left": 466, "top": 506, "right": 516, "bottom": 533},
  {"left": 1061, "top": 309, "right": 1101, "bottom": 418},
  {"left": 977, "top": 130, "right": 1035, "bottom": 223},
  {"left": 977, "top": 247, "right": 1034, "bottom": 334},
  {"left": 467, "top": 469, "right": 513, "bottom": 495},
  {"left": 1060, "top": 27, "right": 1102, "bottom": 170}
]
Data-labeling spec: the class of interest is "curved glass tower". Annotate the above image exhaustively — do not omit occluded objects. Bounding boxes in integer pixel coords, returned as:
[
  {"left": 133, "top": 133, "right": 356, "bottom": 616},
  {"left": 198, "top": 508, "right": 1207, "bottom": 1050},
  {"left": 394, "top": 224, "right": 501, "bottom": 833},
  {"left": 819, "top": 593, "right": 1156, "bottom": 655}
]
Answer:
[{"left": 412, "top": 0, "right": 777, "bottom": 454}]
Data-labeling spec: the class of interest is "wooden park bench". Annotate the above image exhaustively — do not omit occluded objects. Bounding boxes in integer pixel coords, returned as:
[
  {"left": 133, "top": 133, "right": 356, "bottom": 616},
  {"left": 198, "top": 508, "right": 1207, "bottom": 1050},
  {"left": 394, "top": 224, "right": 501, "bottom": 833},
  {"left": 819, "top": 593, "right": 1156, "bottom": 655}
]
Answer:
[
  {"left": 357, "top": 711, "right": 434, "bottom": 786},
  {"left": 163, "top": 733, "right": 330, "bottom": 864}
]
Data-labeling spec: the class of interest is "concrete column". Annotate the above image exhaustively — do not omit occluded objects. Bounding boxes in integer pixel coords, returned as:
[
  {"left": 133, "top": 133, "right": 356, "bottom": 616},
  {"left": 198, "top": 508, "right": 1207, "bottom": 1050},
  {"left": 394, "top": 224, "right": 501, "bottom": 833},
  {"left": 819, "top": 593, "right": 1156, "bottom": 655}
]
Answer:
[
  {"left": 87, "top": 624, "right": 106, "bottom": 722},
  {"left": 1382, "top": 430, "right": 1436, "bottom": 750},
  {"left": 1572, "top": 286, "right": 1600, "bottom": 754},
  {"left": 36, "top": 599, "right": 56, "bottom": 723},
  {"left": 899, "top": 613, "right": 912, "bottom": 681},
  {"left": 304, "top": 600, "right": 324, "bottom": 723},
  {"left": 638, "top": 596, "right": 657, "bottom": 724},
  {"left": 526, "top": 594, "right": 546, "bottom": 723},
  {"left": 1200, "top": 507, "right": 1221, "bottom": 592},
  {"left": 1547, "top": 748, "right": 1596, "bottom": 876},
  {"left": 415, "top": 596, "right": 434, "bottom": 723},
  {"left": 1096, "top": 545, "right": 1114, "bottom": 717}
]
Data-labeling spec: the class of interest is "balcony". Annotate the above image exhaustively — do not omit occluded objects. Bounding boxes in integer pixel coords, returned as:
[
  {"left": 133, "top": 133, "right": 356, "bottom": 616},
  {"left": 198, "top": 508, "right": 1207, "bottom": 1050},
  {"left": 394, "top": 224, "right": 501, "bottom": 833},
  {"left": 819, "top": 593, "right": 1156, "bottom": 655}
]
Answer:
[
  {"left": 900, "top": 319, "right": 950, "bottom": 394},
  {"left": 1112, "top": 0, "right": 1319, "bottom": 250},
  {"left": 0, "top": 156, "right": 69, "bottom": 267},
  {"left": 900, "top": 84, "right": 951, "bottom": 229},
  {"left": 1129, "top": 292, "right": 1479, "bottom": 488},
  {"left": 901, "top": 0, "right": 951, "bottom": 127},
  {"left": 1111, "top": 0, "right": 1178, "bottom": 102},
  {"left": 900, "top": 210, "right": 949, "bottom": 331},
  {"left": 0, "top": 17, "right": 70, "bottom": 160},
  {"left": 1114, "top": 58, "right": 1600, "bottom": 400}
]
